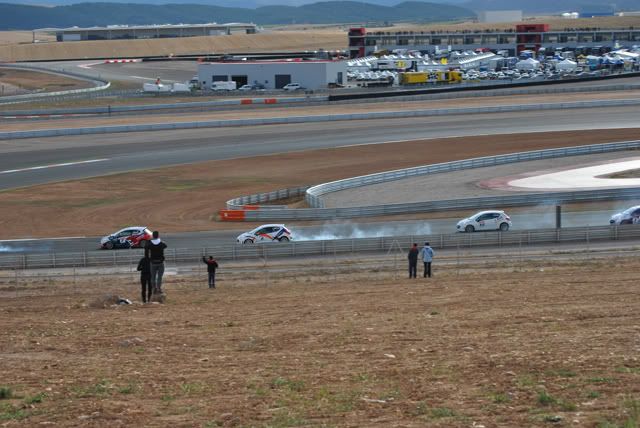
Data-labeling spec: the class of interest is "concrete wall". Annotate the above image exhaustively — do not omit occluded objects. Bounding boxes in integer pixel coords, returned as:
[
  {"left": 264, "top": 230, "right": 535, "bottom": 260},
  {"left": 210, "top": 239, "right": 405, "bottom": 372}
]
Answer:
[{"left": 197, "top": 61, "right": 347, "bottom": 89}]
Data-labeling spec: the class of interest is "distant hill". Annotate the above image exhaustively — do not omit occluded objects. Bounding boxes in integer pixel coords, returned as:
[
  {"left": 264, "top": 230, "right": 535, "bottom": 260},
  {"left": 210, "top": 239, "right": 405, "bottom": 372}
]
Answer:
[
  {"left": 462, "top": 0, "right": 640, "bottom": 13},
  {"left": 0, "top": 1, "right": 475, "bottom": 30}
]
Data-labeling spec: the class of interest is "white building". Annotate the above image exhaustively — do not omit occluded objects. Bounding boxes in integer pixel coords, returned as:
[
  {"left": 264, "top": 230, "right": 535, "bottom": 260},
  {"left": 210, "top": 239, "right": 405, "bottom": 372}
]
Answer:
[
  {"left": 478, "top": 10, "right": 523, "bottom": 23},
  {"left": 197, "top": 60, "right": 348, "bottom": 90}
]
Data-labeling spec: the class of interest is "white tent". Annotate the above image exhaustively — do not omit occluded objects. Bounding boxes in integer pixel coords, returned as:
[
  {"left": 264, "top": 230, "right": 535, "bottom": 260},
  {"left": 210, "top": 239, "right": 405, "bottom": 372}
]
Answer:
[
  {"left": 556, "top": 58, "right": 578, "bottom": 71},
  {"left": 515, "top": 57, "right": 540, "bottom": 71}
]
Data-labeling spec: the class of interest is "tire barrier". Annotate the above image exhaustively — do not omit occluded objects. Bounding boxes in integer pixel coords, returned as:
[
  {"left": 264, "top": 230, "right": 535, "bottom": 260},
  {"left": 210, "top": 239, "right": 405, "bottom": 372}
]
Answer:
[{"left": 0, "top": 225, "right": 637, "bottom": 271}]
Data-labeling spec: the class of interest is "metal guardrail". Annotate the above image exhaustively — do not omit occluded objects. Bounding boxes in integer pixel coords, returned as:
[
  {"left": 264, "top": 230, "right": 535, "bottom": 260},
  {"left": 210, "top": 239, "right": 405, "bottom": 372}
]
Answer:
[
  {"left": 334, "top": 83, "right": 640, "bottom": 106},
  {"left": 0, "top": 96, "right": 329, "bottom": 117},
  {"left": 3, "top": 97, "right": 640, "bottom": 140},
  {"left": 0, "top": 225, "right": 636, "bottom": 271},
  {"left": 0, "top": 64, "right": 110, "bottom": 104},
  {"left": 245, "top": 187, "right": 640, "bottom": 221},
  {"left": 305, "top": 140, "right": 640, "bottom": 208},
  {"left": 226, "top": 186, "right": 310, "bottom": 209},
  {"left": 2, "top": 81, "right": 636, "bottom": 117}
]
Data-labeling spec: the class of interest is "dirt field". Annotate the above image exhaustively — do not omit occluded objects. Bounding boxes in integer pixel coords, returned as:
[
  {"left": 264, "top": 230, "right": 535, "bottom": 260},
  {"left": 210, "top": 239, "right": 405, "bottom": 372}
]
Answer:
[
  {"left": 0, "top": 254, "right": 638, "bottom": 427},
  {"left": 384, "top": 16, "right": 640, "bottom": 33},
  {"left": 0, "top": 31, "right": 54, "bottom": 45},
  {"left": 0, "top": 129, "right": 639, "bottom": 240},
  {"left": 3, "top": 90, "right": 640, "bottom": 132},
  {"left": 0, "top": 31, "right": 346, "bottom": 63},
  {"left": 0, "top": 68, "right": 92, "bottom": 94}
]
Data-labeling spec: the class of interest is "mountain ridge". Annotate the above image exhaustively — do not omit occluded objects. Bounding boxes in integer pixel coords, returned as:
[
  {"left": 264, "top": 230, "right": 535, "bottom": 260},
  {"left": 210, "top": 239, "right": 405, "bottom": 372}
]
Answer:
[{"left": 0, "top": 1, "right": 475, "bottom": 30}]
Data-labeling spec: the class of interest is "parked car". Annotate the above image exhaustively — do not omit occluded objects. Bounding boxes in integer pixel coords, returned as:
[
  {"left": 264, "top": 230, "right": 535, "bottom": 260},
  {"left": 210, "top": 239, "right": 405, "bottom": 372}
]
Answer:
[
  {"left": 609, "top": 205, "right": 640, "bottom": 225},
  {"left": 211, "top": 81, "right": 237, "bottom": 91},
  {"left": 238, "top": 84, "right": 254, "bottom": 91},
  {"left": 236, "top": 224, "right": 293, "bottom": 244},
  {"left": 100, "top": 226, "right": 152, "bottom": 250},
  {"left": 457, "top": 210, "right": 512, "bottom": 232},
  {"left": 282, "top": 83, "right": 303, "bottom": 91}
]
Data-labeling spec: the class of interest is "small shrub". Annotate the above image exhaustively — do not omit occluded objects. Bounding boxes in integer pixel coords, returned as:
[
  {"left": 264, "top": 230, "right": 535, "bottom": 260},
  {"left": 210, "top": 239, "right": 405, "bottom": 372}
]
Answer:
[
  {"left": 587, "top": 391, "right": 601, "bottom": 399},
  {"left": 538, "top": 390, "right": 556, "bottom": 406},
  {"left": 490, "top": 392, "right": 510, "bottom": 404},
  {"left": 431, "top": 407, "right": 456, "bottom": 418},
  {"left": 0, "top": 388, "right": 12, "bottom": 400},
  {"left": 23, "top": 392, "right": 46, "bottom": 404}
]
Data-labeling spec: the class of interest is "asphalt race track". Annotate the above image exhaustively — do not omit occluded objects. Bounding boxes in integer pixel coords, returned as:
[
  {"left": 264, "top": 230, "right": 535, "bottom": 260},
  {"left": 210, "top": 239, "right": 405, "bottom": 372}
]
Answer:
[
  {"left": 2, "top": 107, "right": 640, "bottom": 191},
  {"left": 0, "top": 209, "right": 620, "bottom": 254}
]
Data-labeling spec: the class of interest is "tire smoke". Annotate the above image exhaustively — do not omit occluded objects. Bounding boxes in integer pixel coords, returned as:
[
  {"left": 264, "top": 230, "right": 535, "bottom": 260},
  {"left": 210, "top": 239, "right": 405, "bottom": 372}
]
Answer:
[{"left": 294, "top": 220, "right": 433, "bottom": 241}]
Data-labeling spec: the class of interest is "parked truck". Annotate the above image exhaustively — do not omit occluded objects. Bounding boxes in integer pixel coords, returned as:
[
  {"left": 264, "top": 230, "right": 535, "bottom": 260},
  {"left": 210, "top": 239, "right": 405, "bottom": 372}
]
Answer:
[{"left": 399, "top": 70, "right": 462, "bottom": 85}]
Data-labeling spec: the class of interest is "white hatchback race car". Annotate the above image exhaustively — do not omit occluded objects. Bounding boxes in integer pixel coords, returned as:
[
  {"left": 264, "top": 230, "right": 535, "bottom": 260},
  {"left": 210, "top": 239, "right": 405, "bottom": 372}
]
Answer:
[
  {"left": 237, "top": 224, "right": 293, "bottom": 244},
  {"left": 457, "top": 210, "right": 512, "bottom": 232},
  {"left": 609, "top": 205, "right": 640, "bottom": 225}
]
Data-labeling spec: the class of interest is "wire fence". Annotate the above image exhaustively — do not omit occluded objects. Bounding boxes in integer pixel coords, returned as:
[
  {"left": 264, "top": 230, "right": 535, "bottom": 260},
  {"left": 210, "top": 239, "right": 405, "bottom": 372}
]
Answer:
[
  {"left": 2, "top": 241, "right": 638, "bottom": 300},
  {"left": 0, "top": 225, "right": 638, "bottom": 272}
]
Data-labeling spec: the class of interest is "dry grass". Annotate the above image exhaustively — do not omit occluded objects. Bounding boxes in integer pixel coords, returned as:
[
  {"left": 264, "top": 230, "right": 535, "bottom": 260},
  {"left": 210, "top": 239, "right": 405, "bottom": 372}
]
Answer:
[
  {"left": 0, "top": 31, "right": 346, "bottom": 63},
  {"left": 380, "top": 15, "right": 640, "bottom": 33},
  {"left": 0, "top": 31, "right": 54, "bottom": 45},
  {"left": 0, "top": 68, "right": 92, "bottom": 92},
  {"left": 0, "top": 255, "right": 638, "bottom": 426}
]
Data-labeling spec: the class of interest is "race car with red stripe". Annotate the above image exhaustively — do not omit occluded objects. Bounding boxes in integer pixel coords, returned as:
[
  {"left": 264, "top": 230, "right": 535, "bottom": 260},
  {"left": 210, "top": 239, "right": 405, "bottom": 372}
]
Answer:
[
  {"left": 236, "top": 224, "right": 293, "bottom": 244},
  {"left": 100, "top": 226, "right": 152, "bottom": 249}
]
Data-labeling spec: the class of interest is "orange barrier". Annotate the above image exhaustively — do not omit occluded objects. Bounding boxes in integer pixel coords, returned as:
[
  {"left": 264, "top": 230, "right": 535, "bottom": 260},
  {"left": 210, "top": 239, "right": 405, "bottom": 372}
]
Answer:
[
  {"left": 219, "top": 210, "right": 246, "bottom": 221},
  {"left": 240, "top": 99, "right": 253, "bottom": 105},
  {"left": 264, "top": 98, "right": 277, "bottom": 104}
]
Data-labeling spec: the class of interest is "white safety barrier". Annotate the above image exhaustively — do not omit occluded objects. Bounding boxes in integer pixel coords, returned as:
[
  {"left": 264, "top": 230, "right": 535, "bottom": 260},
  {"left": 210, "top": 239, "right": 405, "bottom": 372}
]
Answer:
[{"left": 2, "top": 98, "right": 640, "bottom": 140}]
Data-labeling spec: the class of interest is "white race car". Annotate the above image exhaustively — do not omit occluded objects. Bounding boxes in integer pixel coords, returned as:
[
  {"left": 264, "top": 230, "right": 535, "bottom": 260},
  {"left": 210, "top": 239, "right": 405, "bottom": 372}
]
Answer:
[
  {"left": 609, "top": 205, "right": 640, "bottom": 225},
  {"left": 457, "top": 210, "right": 512, "bottom": 233},
  {"left": 236, "top": 224, "right": 293, "bottom": 244}
]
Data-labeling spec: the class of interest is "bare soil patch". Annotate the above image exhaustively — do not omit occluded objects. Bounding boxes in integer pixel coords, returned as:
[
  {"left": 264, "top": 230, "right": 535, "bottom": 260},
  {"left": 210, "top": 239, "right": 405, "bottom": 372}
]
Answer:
[
  {"left": 0, "top": 68, "right": 92, "bottom": 93},
  {"left": 0, "top": 129, "right": 639, "bottom": 239},
  {"left": 0, "top": 256, "right": 638, "bottom": 426}
]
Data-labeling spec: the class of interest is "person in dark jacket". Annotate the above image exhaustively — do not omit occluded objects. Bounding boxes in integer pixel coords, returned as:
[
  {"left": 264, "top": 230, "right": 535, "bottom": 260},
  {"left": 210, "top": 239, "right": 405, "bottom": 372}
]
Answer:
[
  {"left": 145, "top": 231, "right": 167, "bottom": 294},
  {"left": 202, "top": 256, "right": 219, "bottom": 289},
  {"left": 136, "top": 255, "right": 152, "bottom": 303},
  {"left": 407, "top": 243, "right": 419, "bottom": 278}
]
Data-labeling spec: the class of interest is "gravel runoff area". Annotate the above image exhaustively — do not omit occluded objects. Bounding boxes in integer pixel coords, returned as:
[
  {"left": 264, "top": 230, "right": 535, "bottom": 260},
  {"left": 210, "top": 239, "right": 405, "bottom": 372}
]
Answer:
[
  {"left": 0, "top": 247, "right": 639, "bottom": 426},
  {"left": 322, "top": 152, "right": 640, "bottom": 208},
  {"left": 3, "top": 90, "right": 640, "bottom": 132}
]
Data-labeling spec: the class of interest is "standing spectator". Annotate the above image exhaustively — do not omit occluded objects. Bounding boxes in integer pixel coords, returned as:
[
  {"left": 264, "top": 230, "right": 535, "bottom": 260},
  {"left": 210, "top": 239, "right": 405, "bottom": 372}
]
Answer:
[
  {"left": 202, "top": 256, "right": 219, "bottom": 289},
  {"left": 407, "top": 243, "right": 419, "bottom": 279},
  {"left": 145, "top": 231, "right": 167, "bottom": 294},
  {"left": 136, "top": 255, "right": 152, "bottom": 303},
  {"left": 420, "top": 242, "right": 435, "bottom": 278}
]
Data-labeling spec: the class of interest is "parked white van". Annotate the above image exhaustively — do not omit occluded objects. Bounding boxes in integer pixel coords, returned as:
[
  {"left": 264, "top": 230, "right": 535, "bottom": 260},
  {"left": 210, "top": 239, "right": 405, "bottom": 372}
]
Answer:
[{"left": 211, "top": 81, "right": 237, "bottom": 91}]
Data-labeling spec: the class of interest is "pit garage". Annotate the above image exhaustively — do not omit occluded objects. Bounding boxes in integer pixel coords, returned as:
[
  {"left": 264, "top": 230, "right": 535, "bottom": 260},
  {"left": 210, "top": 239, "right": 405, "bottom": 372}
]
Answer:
[{"left": 197, "top": 60, "right": 347, "bottom": 90}]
